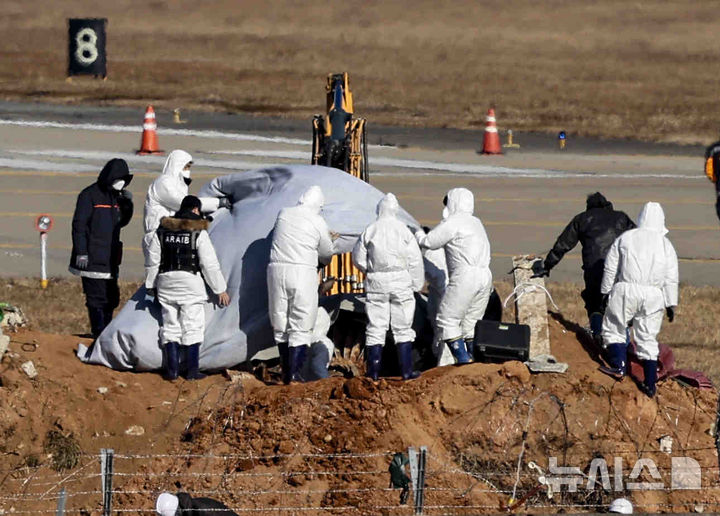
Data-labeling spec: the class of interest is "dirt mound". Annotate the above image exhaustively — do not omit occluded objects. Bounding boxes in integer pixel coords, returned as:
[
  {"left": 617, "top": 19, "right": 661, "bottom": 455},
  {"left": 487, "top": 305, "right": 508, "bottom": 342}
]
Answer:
[{"left": 1, "top": 318, "right": 719, "bottom": 514}]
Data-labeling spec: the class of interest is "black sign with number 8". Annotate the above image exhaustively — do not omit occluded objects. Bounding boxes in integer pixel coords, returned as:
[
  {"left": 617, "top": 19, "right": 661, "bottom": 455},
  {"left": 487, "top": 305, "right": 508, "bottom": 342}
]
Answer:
[{"left": 68, "top": 18, "right": 107, "bottom": 78}]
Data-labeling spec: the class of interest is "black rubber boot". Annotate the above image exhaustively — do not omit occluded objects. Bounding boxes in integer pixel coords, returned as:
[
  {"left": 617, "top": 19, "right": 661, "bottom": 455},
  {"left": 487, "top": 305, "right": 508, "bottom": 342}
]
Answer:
[
  {"left": 396, "top": 342, "right": 420, "bottom": 380},
  {"left": 599, "top": 343, "right": 627, "bottom": 380},
  {"left": 288, "top": 345, "right": 308, "bottom": 383},
  {"left": 277, "top": 341, "right": 290, "bottom": 384},
  {"left": 447, "top": 338, "right": 473, "bottom": 365},
  {"left": 366, "top": 345, "right": 383, "bottom": 381},
  {"left": 639, "top": 360, "right": 658, "bottom": 398},
  {"left": 164, "top": 341, "right": 180, "bottom": 381},
  {"left": 87, "top": 307, "right": 105, "bottom": 339},
  {"left": 185, "top": 343, "right": 206, "bottom": 380}
]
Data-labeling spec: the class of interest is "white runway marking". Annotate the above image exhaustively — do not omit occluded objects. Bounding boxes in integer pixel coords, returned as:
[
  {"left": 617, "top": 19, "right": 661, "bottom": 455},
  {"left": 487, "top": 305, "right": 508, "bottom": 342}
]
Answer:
[
  {"left": 0, "top": 118, "right": 311, "bottom": 146},
  {"left": 0, "top": 157, "right": 97, "bottom": 173}
]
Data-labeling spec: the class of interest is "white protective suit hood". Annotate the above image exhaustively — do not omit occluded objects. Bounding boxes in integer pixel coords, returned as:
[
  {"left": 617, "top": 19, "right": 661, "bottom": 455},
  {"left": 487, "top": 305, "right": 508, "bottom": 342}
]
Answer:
[
  {"left": 637, "top": 202, "right": 668, "bottom": 235},
  {"left": 298, "top": 185, "right": 324, "bottom": 214},
  {"left": 162, "top": 150, "right": 193, "bottom": 180},
  {"left": 155, "top": 492, "right": 179, "bottom": 516},
  {"left": 377, "top": 193, "right": 399, "bottom": 218},
  {"left": 445, "top": 188, "right": 474, "bottom": 217}
]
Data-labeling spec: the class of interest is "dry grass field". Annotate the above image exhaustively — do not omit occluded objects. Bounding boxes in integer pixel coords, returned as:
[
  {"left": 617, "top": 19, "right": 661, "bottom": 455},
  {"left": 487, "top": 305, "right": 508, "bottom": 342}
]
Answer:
[
  {"left": 0, "top": 1, "right": 718, "bottom": 143},
  {"left": 2, "top": 277, "right": 718, "bottom": 384}
]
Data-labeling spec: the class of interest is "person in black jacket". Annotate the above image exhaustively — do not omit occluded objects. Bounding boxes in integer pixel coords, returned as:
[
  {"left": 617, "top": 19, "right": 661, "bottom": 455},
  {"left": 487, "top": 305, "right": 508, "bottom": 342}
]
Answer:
[
  {"left": 540, "top": 192, "right": 635, "bottom": 337},
  {"left": 156, "top": 492, "right": 238, "bottom": 516},
  {"left": 69, "top": 158, "right": 133, "bottom": 338},
  {"left": 704, "top": 139, "right": 720, "bottom": 221}
]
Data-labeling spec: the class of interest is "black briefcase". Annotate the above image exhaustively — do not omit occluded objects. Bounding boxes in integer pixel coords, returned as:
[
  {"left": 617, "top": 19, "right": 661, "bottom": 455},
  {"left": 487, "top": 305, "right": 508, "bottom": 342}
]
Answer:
[{"left": 473, "top": 320, "right": 530, "bottom": 363}]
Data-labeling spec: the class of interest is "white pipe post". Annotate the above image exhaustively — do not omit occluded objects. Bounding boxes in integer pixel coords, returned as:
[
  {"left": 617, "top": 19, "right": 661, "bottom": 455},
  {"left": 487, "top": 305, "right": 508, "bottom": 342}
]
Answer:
[{"left": 40, "top": 232, "right": 48, "bottom": 289}]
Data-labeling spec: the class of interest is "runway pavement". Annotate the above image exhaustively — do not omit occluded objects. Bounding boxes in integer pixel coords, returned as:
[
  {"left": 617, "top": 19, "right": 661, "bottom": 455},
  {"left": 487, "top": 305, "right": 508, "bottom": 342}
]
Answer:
[{"left": 0, "top": 102, "right": 716, "bottom": 287}]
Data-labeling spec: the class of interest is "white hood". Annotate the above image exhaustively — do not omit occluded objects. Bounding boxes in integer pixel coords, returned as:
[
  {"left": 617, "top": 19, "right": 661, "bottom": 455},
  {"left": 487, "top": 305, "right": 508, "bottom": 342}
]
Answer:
[
  {"left": 298, "top": 185, "right": 324, "bottom": 214},
  {"left": 377, "top": 193, "right": 399, "bottom": 219},
  {"left": 155, "top": 493, "right": 178, "bottom": 516},
  {"left": 445, "top": 187, "right": 474, "bottom": 216},
  {"left": 161, "top": 150, "right": 193, "bottom": 180},
  {"left": 637, "top": 202, "right": 668, "bottom": 235}
]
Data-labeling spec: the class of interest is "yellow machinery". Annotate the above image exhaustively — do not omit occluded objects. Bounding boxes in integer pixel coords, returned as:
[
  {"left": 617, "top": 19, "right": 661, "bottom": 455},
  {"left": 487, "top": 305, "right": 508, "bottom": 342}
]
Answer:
[{"left": 312, "top": 73, "right": 369, "bottom": 295}]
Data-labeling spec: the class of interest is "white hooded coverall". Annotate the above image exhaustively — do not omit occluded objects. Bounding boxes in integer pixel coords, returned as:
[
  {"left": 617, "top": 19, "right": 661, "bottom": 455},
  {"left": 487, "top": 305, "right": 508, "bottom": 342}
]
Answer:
[
  {"left": 267, "top": 186, "right": 335, "bottom": 348},
  {"left": 352, "top": 193, "right": 425, "bottom": 347},
  {"left": 600, "top": 202, "right": 678, "bottom": 360},
  {"left": 145, "top": 218, "right": 227, "bottom": 345},
  {"left": 416, "top": 188, "right": 493, "bottom": 341},
  {"left": 143, "top": 150, "right": 221, "bottom": 259}
]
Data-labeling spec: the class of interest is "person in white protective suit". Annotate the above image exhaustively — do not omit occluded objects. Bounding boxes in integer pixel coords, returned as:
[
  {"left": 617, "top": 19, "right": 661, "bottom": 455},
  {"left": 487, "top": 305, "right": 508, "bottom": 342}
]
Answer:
[
  {"left": 421, "top": 226, "right": 454, "bottom": 367},
  {"left": 143, "top": 149, "right": 231, "bottom": 259},
  {"left": 145, "top": 196, "right": 230, "bottom": 381},
  {"left": 415, "top": 188, "right": 492, "bottom": 365},
  {"left": 267, "top": 185, "right": 336, "bottom": 384},
  {"left": 352, "top": 193, "right": 425, "bottom": 381},
  {"left": 599, "top": 202, "right": 678, "bottom": 397}
]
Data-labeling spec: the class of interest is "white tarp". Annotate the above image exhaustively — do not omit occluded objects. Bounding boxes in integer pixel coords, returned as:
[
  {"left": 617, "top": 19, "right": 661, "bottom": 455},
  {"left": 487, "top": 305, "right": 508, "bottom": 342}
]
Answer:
[{"left": 78, "top": 165, "right": 419, "bottom": 371}]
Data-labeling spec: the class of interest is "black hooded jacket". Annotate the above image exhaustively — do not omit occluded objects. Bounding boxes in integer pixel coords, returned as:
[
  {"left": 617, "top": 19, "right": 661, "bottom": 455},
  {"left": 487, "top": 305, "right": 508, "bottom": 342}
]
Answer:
[
  {"left": 175, "top": 493, "right": 238, "bottom": 516},
  {"left": 69, "top": 159, "right": 133, "bottom": 278},
  {"left": 544, "top": 193, "right": 635, "bottom": 274}
]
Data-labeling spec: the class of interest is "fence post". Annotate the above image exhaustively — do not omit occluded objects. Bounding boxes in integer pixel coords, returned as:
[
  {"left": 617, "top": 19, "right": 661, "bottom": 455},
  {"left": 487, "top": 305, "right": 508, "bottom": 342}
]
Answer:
[
  {"left": 55, "top": 488, "right": 67, "bottom": 516},
  {"left": 101, "top": 449, "right": 114, "bottom": 516},
  {"left": 408, "top": 447, "right": 418, "bottom": 495},
  {"left": 414, "top": 446, "right": 427, "bottom": 515}
]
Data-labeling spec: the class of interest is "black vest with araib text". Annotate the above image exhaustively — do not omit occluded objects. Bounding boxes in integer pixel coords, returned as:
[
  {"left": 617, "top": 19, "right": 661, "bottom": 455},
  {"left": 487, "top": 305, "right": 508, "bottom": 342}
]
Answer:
[{"left": 157, "top": 217, "right": 209, "bottom": 274}]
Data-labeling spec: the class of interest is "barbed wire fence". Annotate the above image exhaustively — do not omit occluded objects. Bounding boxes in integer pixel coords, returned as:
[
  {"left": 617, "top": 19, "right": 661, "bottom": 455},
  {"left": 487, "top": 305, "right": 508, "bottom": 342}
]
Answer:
[{"left": 4, "top": 444, "right": 720, "bottom": 515}]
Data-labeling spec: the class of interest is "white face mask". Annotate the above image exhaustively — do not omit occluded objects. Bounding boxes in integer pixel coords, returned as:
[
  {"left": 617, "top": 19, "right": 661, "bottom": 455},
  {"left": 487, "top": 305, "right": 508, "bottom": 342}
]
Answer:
[
  {"left": 442, "top": 206, "right": 450, "bottom": 220},
  {"left": 112, "top": 180, "right": 125, "bottom": 191}
]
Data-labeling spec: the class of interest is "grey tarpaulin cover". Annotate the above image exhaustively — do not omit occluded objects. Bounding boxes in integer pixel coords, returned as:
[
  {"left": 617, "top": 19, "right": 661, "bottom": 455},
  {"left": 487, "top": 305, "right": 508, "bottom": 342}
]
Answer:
[{"left": 77, "top": 165, "right": 419, "bottom": 371}]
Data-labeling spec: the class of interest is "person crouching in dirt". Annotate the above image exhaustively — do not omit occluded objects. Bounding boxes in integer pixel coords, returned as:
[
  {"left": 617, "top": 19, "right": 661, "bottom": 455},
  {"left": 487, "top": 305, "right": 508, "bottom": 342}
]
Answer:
[
  {"left": 145, "top": 195, "right": 230, "bottom": 381},
  {"left": 156, "top": 491, "right": 238, "bottom": 516},
  {"left": 353, "top": 193, "right": 425, "bottom": 381},
  {"left": 538, "top": 192, "right": 635, "bottom": 341},
  {"left": 69, "top": 158, "right": 134, "bottom": 339},
  {"left": 599, "top": 202, "right": 678, "bottom": 398}
]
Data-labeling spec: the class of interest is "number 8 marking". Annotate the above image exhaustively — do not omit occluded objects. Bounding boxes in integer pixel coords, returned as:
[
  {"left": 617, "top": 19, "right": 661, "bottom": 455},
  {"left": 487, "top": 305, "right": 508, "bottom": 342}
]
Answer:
[{"left": 75, "top": 28, "right": 98, "bottom": 65}]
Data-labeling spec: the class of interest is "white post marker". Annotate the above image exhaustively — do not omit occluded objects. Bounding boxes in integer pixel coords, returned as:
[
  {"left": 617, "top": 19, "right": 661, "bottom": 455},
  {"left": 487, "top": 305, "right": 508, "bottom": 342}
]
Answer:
[{"left": 35, "top": 214, "right": 54, "bottom": 289}]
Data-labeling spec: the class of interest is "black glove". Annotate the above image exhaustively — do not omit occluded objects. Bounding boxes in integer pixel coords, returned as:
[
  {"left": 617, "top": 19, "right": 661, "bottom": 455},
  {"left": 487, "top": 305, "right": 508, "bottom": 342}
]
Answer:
[
  {"left": 601, "top": 294, "right": 609, "bottom": 312},
  {"left": 666, "top": 306, "right": 675, "bottom": 322},
  {"left": 146, "top": 288, "right": 156, "bottom": 299},
  {"left": 531, "top": 260, "right": 549, "bottom": 278},
  {"left": 218, "top": 197, "right": 233, "bottom": 210},
  {"left": 119, "top": 189, "right": 133, "bottom": 200},
  {"left": 75, "top": 254, "right": 89, "bottom": 270}
]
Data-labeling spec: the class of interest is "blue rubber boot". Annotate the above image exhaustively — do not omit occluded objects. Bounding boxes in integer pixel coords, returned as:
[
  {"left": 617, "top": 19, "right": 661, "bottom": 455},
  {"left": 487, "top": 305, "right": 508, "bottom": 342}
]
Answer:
[
  {"left": 163, "top": 341, "right": 180, "bottom": 381},
  {"left": 185, "top": 343, "right": 206, "bottom": 380},
  {"left": 366, "top": 345, "right": 383, "bottom": 381},
  {"left": 599, "top": 343, "right": 627, "bottom": 380},
  {"left": 447, "top": 338, "right": 473, "bottom": 365},
  {"left": 464, "top": 338, "right": 476, "bottom": 362},
  {"left": 640, "top": 360, "right": 658, "bottom": 398},
  {"left": 396, "top": 342, "right": 420, "bottom": 380},
  {"left": 289, "top": 345, "right": 308, "bottom": 383},
  {"left": 277, "top": 341, "right": 290, "bottom": 384}
]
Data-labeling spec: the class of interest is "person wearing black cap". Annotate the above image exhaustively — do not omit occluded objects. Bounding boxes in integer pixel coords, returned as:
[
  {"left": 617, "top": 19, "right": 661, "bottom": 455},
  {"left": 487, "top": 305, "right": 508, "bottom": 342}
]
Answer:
[
  {"left": 145, "top": 195, "right": 230, "bottom": 380},
  {"left": 539, "top": 192, "right": 635, "bottom": 339},
  {"left": 69, "top": 158, "right": 134, "bottom": 338}
]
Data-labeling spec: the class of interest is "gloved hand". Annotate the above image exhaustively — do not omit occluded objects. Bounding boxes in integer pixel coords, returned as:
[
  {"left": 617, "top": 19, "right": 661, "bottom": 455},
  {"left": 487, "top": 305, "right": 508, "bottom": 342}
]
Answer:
[
  {"left": 75, "top": 254, "right": 89, "bottom": 270},
  {"left": 218, "top": 197, "right": 233, "bottom": 210},
  {"left": 119, "top": 189, "right": 133, "bottom": 200},
  {"left": 146, "top": 288, "right": 156, "bottom": 299},
  {"left": 330, "top": 231, "right": 341, "bottom": 241},
  {"left": 601, "top": 294, "right": 609, "bottom": 312},
  {"left": 666, "top": 306, "right": 675, "bottom": 322}
]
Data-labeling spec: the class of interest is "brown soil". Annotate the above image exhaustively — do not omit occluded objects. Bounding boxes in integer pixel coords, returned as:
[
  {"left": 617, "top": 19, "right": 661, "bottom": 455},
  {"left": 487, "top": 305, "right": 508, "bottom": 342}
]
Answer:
[{"left": 1, "top": 316, "right": 718, "bottom": 514}]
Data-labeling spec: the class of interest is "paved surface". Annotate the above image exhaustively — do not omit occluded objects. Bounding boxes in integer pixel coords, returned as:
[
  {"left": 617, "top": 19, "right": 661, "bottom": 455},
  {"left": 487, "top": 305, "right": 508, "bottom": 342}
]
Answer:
[{"left": 0, "top": 102, "right": 716, "bottom": 287}]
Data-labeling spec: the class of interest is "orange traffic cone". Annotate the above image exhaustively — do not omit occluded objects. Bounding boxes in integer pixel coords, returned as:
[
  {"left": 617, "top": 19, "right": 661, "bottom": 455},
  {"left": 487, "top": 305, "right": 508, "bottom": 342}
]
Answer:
[
  {"left": 481, "top": 108, "right": 502, "bottom": 155},
  {"left": 137, "top": 105, "right": 164, "bottom": 155}
]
